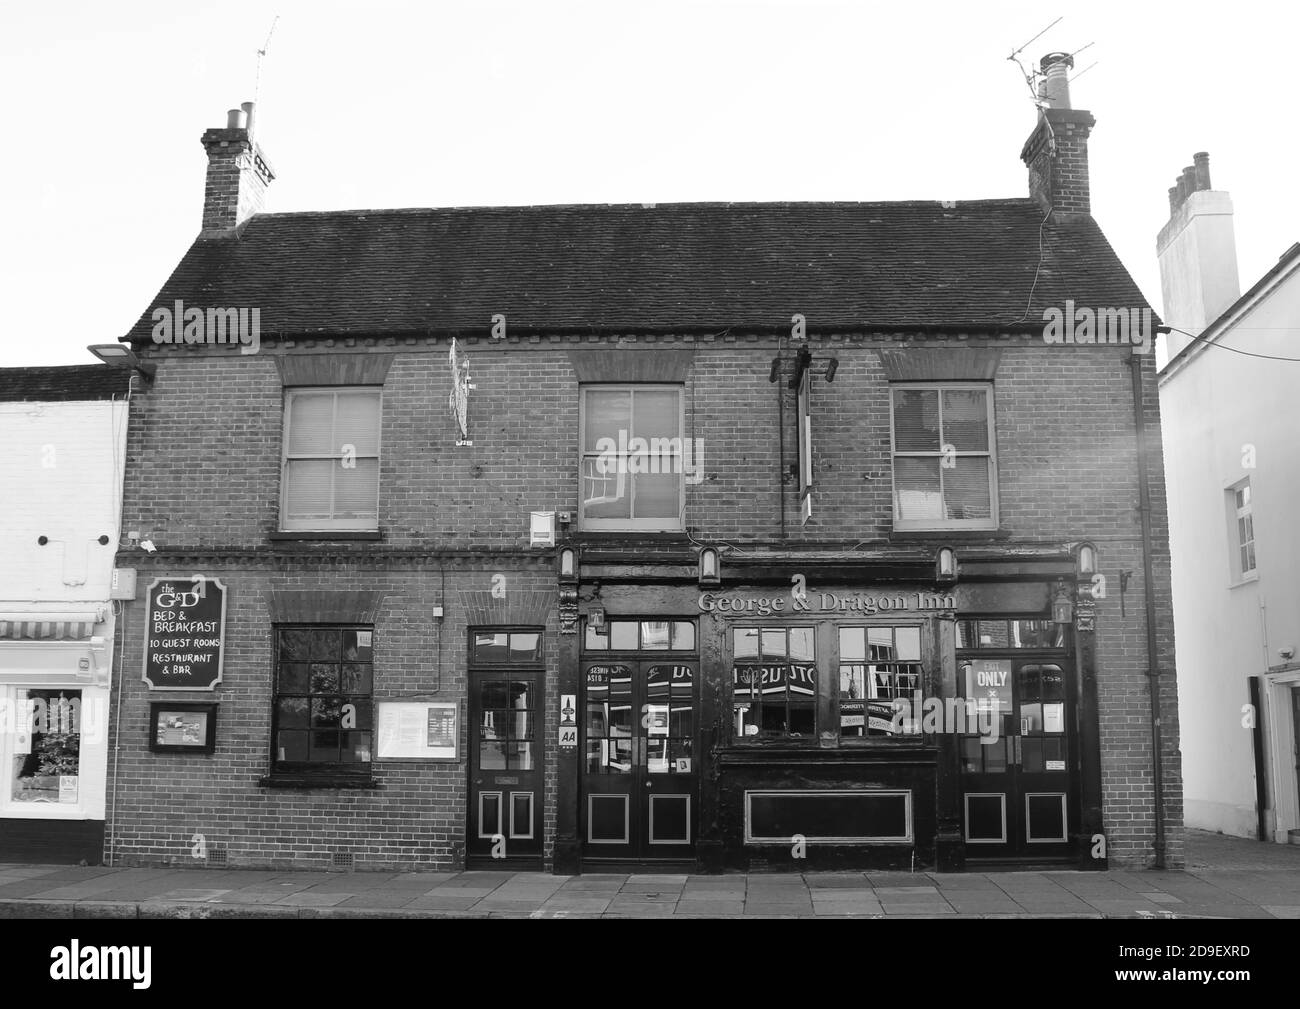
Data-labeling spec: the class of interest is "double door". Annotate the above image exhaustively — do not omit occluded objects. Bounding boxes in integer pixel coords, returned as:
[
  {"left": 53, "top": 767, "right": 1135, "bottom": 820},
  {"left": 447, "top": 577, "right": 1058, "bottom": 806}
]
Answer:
[
  {"left": 582, "top": 660, "right": 697, "bottom": 860},
  {"left": 959, "top": 659, "right": 1078, "bottom": 858}
]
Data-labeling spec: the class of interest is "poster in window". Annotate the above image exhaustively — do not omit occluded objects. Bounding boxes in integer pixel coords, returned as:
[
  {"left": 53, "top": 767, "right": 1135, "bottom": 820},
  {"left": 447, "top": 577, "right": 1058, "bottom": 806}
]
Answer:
[
  {"left": 964, "top": 659, "right": 1012, "bottom": 713},
  {"left": 377, "top": 701, "right": 459, "bottom": 761}
]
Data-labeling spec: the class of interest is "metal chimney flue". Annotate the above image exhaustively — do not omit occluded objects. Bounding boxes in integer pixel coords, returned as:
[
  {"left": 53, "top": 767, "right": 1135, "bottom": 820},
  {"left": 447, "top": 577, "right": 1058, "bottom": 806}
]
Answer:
[{"left": 1040, "top": 52, "right": 1074, "bottom": 109}]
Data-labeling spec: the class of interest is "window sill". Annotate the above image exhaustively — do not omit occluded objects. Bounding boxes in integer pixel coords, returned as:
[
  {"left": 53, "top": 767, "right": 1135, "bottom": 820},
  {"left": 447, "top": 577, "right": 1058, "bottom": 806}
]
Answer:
[
  {"left": 269, "top": 531, "right": 384, "bottom": 542},
  {"left": 888, "top": 529, "right": 1009, "bottom": 541},
  {"left": 574, "top": 530, "right": 690, "bottom": 541},
  {"left": 258, "top": 774, "right": 381, "bottom": 789},
  {"left": 1228, "top": 573, "right": 1259, "bottom": 589}
]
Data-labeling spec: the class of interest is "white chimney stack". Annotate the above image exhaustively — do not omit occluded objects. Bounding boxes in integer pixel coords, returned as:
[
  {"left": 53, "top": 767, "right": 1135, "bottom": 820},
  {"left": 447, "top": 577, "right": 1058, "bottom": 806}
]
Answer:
[{"left": 1156, "top": 151, "right": 1241, "bottom": 360}]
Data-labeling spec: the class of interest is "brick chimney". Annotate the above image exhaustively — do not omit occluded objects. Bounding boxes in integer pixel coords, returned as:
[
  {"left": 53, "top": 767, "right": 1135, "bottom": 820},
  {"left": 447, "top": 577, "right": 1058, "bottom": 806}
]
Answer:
[
  {"left": 1156, "top": 151, "right": 1241, "bottom": 358},
  {"left": 1020, "top": 52, "right": 1096, "bottom": 217},
  {"left": 200, "top": 102, "right": 275, "bottom": 236}
]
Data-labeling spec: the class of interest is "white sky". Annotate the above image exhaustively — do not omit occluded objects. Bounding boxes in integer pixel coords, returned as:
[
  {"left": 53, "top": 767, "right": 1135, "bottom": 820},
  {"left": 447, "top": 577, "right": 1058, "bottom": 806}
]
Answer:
[{"left": 1, "top": 0, "right": 1296, "bottom": 368}]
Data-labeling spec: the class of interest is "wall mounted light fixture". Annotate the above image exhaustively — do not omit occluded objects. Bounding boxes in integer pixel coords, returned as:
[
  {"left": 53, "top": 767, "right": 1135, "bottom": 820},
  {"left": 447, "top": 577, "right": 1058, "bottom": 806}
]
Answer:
[
  {"left": 1076, "top": 542, "right": 1097, "bottom": 578},
  {"left": 558, "top": 546, "right": 578, "bottom": 584},
  {"left": 935, "top": 546, "right": 958, "bottom": 584},
  {"left": 698, "top": 546, "right": 721, "bottom": 587},
  {"left": 87, "top": 343, "right": 156, "bottom": 381}
]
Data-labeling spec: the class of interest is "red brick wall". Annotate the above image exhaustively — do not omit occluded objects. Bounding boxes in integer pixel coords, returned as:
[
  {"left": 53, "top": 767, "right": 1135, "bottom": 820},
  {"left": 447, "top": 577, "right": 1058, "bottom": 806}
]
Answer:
[{"left": 113, "top": 332, "right": 1179, "bottom": 869}]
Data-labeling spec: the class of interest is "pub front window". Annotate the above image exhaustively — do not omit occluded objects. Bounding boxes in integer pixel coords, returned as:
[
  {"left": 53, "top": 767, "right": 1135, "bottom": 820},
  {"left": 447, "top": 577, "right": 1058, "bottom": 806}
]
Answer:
[{"left": 732, "top": 626, "right": 816, "bottom": 739}]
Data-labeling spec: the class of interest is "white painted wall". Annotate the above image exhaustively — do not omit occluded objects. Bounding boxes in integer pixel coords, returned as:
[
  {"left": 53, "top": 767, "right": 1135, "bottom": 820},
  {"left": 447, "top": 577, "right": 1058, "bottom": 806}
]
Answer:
[
  {"left": 0, "top": 399, "right": 128, "bottom": 603},
  {"left": 1156, "top": 190, "right": 1242, "bottom": 360},
  {"left": 1161, "top": 255, "right": 1300, "bottom": 840}
]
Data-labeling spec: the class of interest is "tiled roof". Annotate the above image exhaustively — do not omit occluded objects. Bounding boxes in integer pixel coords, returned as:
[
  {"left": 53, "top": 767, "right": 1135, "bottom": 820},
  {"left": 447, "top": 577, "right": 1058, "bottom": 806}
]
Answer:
[
  {"left": 0, "top": 365, "right": 133, "bottom": 402},
  {"left": 123, "top": 199, "right": 1152, "bottom": 341}
]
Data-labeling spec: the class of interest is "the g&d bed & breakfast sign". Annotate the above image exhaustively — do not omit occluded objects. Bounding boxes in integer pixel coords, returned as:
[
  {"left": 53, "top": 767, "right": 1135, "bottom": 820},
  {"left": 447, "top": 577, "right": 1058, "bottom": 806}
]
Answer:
[{"left": 142, "top": 576, "right": 227, "bottom": 691}]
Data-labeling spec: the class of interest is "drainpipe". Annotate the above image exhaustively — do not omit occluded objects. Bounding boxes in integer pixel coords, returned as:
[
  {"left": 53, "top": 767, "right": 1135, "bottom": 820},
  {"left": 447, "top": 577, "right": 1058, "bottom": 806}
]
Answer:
[{"left": 1129, "top": 352, "right": 1166, "bottom": 869}]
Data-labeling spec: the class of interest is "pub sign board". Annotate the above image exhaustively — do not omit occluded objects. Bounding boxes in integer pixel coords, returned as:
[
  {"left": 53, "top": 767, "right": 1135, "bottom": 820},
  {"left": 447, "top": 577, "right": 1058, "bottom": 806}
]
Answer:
[{"left": 141, "top": 576, "right": 227, "bottom": 691}]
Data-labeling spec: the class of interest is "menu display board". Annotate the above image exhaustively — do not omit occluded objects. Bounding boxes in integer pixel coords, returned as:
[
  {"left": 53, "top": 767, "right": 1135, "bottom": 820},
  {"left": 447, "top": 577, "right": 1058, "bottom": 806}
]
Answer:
[
  {"left": 376, "top": 701, "right": 460, "bottom": 761},
  {"left": 142, "top": 577, "right": 227, "bottom": 691}
]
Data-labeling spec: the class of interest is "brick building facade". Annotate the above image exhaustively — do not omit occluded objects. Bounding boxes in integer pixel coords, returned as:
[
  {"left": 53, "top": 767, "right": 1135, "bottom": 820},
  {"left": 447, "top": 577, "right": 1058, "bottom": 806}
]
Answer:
[{"left": 101, "top": 52, "right": 1182, "bottom": 873}]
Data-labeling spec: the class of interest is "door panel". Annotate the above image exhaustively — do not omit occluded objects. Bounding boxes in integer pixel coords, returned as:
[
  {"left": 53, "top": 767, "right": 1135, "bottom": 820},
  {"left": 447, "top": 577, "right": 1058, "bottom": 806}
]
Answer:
[
  {"left": 582, "top": 660, "right": 698, "bottom": 860},
  {"left": 469, "top": 672, "right": 543, "bottom": 863},
  {"left": 960, "top": 658, "right": 1077, "bottom": 858}
]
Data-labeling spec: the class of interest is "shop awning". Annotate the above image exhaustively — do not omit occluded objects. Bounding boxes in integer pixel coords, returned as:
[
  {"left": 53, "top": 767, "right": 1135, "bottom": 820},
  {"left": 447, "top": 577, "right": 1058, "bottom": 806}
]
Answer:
[
  {"left": 0, "top": 609, "right": 105, "bottom": 641},
  {"left": 0, "top": 620, "right": 98, "bottom": 640}
]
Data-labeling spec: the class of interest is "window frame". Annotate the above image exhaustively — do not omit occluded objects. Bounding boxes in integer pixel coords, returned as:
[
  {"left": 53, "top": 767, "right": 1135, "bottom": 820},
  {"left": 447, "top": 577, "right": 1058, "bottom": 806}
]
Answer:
[
  {"left": 1225, "top": 478, "right": 1258, "bottom": 584},
  {"left": 279, "top": 386, "right": 382, "bottom": 533},
  {"left": 889, "top": 381, "right": 999, "bottom": 532},
  {"left": 468, "top": 627, "right": 545, "bottom": 775},
  {"left": 578, "top": 384, "right": 686, "bottom": 532},
  {"left": 729, "top": 624, "right": 819, "bottom": 741},
  {"left": 269, "top": 624, "right": 375, "bottom": 779},
  {"left": 0, "top": 684, "right": 104, "bottom": 819},
  {"left": 835, "top": 623, "right": 927, "bottom": 741}
]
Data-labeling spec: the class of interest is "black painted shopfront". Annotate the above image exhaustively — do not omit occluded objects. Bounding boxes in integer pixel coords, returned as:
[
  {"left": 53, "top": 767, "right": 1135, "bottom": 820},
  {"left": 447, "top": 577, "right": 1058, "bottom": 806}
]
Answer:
[{"left": 551, "top": 551, "right": 1104, "bottom": 875}]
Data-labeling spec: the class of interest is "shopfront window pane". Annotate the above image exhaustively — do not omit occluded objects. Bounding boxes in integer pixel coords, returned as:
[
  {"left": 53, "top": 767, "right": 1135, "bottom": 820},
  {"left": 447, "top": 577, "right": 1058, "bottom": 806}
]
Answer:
[
  {"left": 584, "top": 622, "right": 608, "bottom": 650},
  {"left": 868, "top": 627, "right": 895, "bottom": 660},
  {"left": 610, "top": 621, "right": 638, "bottom": 650},
  {"left": 11, "top": 690, "right": 82, "bottom": 805},
  {"left": 839, "top": 627, "right": 866, "bottom": 662},
  {"left": 761, "top": 629, "right": 786, "bottom": 660},
  {"left": 671, "top": 621, "right": 696, "bottom": 651},
  {"left": 509, "top": 633, "right": 541, "bottom": 662},
  {"left": 733, "top": 628, "right": 759, "bottom": 660},
  {"left": 789, "top": 627, "right": 815, "bottom": 661},
  {"left": 896, "top": 626, "right": 922, "bottom": 661},
  {"left": 641, "top": 621, "right": 671, "bottom": 650},
  {"left": 978, "top": 621, "right": 1010, "bottom": 647}
]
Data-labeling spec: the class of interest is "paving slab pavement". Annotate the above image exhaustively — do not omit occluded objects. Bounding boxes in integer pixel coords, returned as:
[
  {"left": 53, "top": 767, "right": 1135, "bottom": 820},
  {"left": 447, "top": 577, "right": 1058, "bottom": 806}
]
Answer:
[{"left": 1, "top": 829, "right": 1296, "bottom": 919}]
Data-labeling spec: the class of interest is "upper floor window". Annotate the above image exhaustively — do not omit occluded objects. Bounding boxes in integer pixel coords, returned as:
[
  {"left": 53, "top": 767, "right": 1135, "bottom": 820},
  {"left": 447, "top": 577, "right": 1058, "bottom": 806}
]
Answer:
[
  {"left": 580, "top": 385, "right": 685, "bottom": 532},
  {"left": 891, "top": 384, "right": 997, "bottom": 531},
  {"left": 1227, "top": 479, "right": 1257, "bottom": 582},
  {"left": 281, "top": 388, "right": 381, "bottom": 531}
]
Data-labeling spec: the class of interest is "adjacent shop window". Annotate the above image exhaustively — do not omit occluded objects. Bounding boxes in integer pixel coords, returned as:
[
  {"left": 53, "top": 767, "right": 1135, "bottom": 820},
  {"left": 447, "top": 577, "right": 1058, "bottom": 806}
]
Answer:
[
  {"left": 471, "top": 630, "right": 543, "bottom": 772},
  {"left": 10, "top": 690, "right": 81, "bottom": 805},
  {"left": 1226, "top": 479, "right": 1256, "bottom": 581},
  {"left": 272, "top": 626, "right": 373, "bottom": 771},
  {"left": 837, "top": 626, "right": 923, "bottom": 737},
  {"left": 956, "top": 620, "right": 1066, "bottom": 649},
  {"left": 280, "top": 387, "right": 381, "bottom": 531},
  {"left": 583, "top": 619, "right": 696, "bottom": 652},
  {"left": 732, "top": 627, "right": 816, "bottom": 739},
  {"left": 579, "top": 385, "right": 686, "bottom": 531},
  {"left": 891, "top": 384, "right": 997, "bottom": 530}
]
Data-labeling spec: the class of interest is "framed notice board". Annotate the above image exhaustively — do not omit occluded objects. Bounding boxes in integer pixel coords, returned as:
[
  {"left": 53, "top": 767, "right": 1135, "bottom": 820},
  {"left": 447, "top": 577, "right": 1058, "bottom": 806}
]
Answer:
[{"left": 376, "top": 701, "right": 460, "bottom": 762}]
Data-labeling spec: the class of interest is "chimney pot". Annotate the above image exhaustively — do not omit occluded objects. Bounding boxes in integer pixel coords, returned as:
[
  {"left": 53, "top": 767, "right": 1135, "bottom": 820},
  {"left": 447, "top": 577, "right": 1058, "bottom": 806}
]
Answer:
[
  {"left": 1193, "top": 151, "right": 1212, "bottom": 191},
  {"left": 1040, "top": 51, "right": 1075, "bottom": 109},
  {"left": 1168, "top": 186, "right": 1180, "bottom": 214},
  {"left": 241, "top": 101, "right": 256, "bottom": 138},
  {"left": 226, "top": 108, "right": 246, "bottom": 129},
  {"left": 1181, "top": 166, "right": 1197, "bottom": 201}
]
